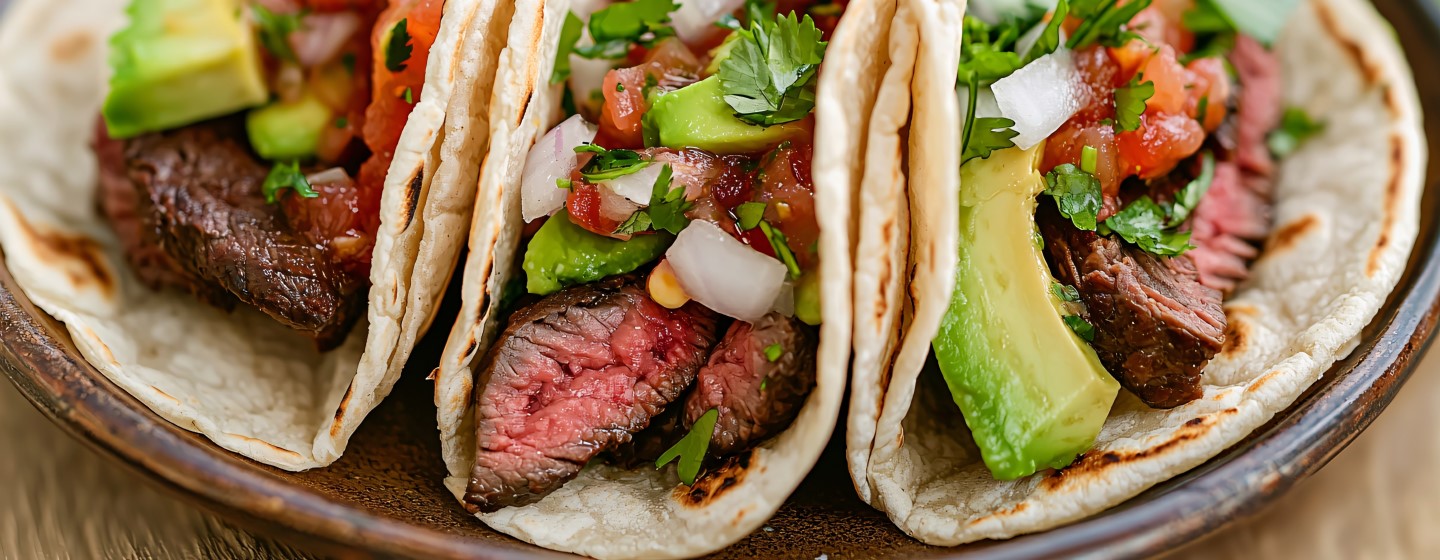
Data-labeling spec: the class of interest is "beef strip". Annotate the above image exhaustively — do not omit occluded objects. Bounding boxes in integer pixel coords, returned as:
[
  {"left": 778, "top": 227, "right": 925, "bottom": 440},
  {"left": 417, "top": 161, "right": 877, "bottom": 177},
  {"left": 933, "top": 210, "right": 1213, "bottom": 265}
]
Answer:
[
  {"left": 1040, "top": 205, "right": 1226, "bottom": 408},
  {"left": 683, "top": 312, "right": 816, "bottom": 456},
  {"left": 99, "top": 119, "right": 367, "bottom": 349},
  {"left": 464, "top": 275, "right": 723, "bottom": 513}
]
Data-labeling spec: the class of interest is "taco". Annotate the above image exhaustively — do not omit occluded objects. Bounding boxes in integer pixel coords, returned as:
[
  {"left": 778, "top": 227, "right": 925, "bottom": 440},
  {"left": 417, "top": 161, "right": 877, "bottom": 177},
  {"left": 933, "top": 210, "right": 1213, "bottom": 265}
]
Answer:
[
  {"left": 849, "top": 0, "right": 1425, "bottom": 544},
  {"left": 428, "top": 0, "right": 905, "bottom": 556},
  {"left": 0, "top": 0, "right": 512, "bottom": 470}
]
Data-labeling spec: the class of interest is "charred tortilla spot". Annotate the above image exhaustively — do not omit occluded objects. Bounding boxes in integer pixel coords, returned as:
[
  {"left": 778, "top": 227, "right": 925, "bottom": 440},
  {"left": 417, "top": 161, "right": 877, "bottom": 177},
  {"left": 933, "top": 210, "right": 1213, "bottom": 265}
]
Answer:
[
  {"left": 1315, "top": 2, "right": 1382, "bottom": 85},
  {"left": 50, "top": 30, "right": 94, "bottom": 63},
  {"left": 403, "top": 169, "right": 424, "bottom": 230},
  {"left": 676, "top": 451, "right": 752, "bottom": 508},
  {"left": 1369, "top": 133, "right": 1406, "bottom": 277},
  {"left": 1248, "top": 369, "right": 1284, "bottom": 392},
  {"left": 1185, "top": 417, "right": 1206, "bottom": 428},
  {"left": 1039, "top": 410, "right": 1235, "bottom": 492},
  {"left": 1265, "top": 214, "right": 1319, "bottom": 253},
  {"left": 1221, "top": 315, "right": 1250, "bottom": 357},
  {"left": 330, "top": 383, "right": 355, "bottom": 437},
  {"left": 14, "top": 213, "right": 115, "bottom": 296}
]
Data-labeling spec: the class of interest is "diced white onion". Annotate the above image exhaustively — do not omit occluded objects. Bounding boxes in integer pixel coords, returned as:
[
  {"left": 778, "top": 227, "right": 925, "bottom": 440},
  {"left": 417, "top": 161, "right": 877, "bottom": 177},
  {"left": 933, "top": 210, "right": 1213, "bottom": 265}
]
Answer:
[
  {"left": 672, "top": 0, "right": 744, "bottom": 45},
  {"left": 598, "top": 163, "right": 662, "bottom": 206},
  {"left": 598, "top": 187, "right": 642, "bottom": 223},
  {"left": 990, "top": 48, "right": 1084, "bottom": 150},
  {"left": 292, "top": 12, "right": 362, "bottom": 68},
  {"left": 569, "top": 53, "right": 616, "bottom": 116},
  {"left": 771, "top": 281, "right": 795, "bottom": 317},
  {"left": 305, "top": 167, "right": 350, "bottom": 185},
  {"left": 521, "top": 115, "right": 598, "bottom": 222},
  {"left": 666, "top": 221, "right": 787, "bottom": 322}
]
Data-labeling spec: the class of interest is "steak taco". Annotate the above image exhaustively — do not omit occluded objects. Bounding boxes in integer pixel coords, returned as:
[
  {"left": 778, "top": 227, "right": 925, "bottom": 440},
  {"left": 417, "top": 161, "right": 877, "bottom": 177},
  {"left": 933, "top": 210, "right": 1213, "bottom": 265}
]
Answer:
[
  {"left": 0, "top": 0, "right": 512, "bottom": 469},
  {"left": 848, "top": 0, "right": 1425, "bottom": 544},
  {"left": 430, "top": 0, "right": 906, "bottom": 556}
]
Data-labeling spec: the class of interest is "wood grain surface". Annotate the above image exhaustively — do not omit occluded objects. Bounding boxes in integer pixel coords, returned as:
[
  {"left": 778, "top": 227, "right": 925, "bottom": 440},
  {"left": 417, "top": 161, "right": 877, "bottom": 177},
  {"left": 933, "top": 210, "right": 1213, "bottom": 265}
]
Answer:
[{"left": 3, "top": 345, "right": 1437, "bottom": 559}]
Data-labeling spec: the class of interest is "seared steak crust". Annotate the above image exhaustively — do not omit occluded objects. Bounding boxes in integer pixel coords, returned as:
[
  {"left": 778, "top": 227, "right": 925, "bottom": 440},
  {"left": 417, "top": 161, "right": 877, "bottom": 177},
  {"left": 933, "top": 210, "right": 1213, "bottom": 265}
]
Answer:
[
  {"left": 464, "top": 275, "right": 722, "bottom": 513},
  {"left": 1041, "top": 207, "right": 1226, "bottom": 408},
  {"left": 683, "top": 313, "right": 816, "bottom": 456},
  {"left": 104, "top": 120, "right": 366, "bottom": 348}
]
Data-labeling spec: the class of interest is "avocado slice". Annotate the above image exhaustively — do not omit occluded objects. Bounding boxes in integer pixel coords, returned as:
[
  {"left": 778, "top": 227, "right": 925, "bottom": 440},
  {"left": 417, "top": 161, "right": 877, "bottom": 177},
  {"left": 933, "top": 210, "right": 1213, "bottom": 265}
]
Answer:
[
  {"left": 645, "top": 76, "right": 808, "bottom": 153},
  {"left": 523, "top": 210, "right": 674, "bottom": 296},
  {"left": 933, "top": 145, "right": 1120, "bottom": 480},
  {"left": 246, "top": 93, "right": 333, "bottom": 160},
  {"left": 103, "top": 0, "right": 269, "bottom": 138}
]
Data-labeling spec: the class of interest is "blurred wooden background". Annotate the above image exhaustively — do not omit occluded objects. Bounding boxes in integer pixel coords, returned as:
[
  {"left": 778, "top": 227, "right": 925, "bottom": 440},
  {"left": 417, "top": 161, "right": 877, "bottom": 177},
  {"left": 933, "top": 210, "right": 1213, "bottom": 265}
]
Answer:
[{"left": 5, "top": 345, "right": 1440, "bottom": 559}]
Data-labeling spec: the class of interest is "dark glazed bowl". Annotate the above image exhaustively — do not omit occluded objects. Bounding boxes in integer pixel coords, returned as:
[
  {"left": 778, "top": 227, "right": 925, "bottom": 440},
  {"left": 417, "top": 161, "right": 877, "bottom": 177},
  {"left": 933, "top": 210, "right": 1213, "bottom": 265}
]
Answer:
[{"left": 5, "top": 0, "right": 1440, "bottom": 558}]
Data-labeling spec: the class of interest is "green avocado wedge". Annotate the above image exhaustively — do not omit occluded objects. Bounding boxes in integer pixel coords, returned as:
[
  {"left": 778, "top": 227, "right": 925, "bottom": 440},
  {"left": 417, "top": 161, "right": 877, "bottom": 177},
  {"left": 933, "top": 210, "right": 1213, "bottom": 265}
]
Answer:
[
  {"left": 933, "top": 145, "right": 1120, "bottom": 480},
  {"left": 522, "top": 210, "right": 673, "bottom": 296}
]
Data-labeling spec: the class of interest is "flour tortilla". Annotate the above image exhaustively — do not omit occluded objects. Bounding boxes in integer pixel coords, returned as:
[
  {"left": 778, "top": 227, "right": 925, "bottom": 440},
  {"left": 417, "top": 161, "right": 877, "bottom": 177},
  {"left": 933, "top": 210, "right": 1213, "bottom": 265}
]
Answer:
[
  {"left": 0, "top": 0, "right": 509, "bottom": 470},
  {"left": 429, "top": 0, "right": 905, "bottom": 557},
  {"left": 854, "top": 0, "right": 1427, "bottom": 544}
]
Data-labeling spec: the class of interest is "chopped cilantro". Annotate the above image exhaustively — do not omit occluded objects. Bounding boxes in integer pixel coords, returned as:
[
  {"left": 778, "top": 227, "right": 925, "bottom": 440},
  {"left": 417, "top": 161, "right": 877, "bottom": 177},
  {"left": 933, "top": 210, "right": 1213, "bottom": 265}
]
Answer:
[
  {"left": 736, "top": 202, "right": 767, "bottom": 230},
  {"left": 764, "top": 343, "right": 783, "bottom": 362},
  {"left": 760, "top": 378, "right": 768, "bottom": 391},
  {"left": 575, "top": 145, "right": 652, "bottom": 181},
  {"left": 550, "top": 12, "right": 585, "bottom": 84},
  {"left": 1166, "top": 151, "right": 1215, "bottom": 227},
  {"left": 556, "top": 178, "right": 573, "bottom": 190},
  {"left": 262, "top": 161, "right": 317, "bottom": 204},
  {"left": 578, "top": 0, "right": 679, "bottom": 59},
  {"left": 963, "top": 115, "right": 1019, "bottom": 164},
  {"left": 718, "top": 11, "right": 828, "bottom": 126},
  {"left": 1195, "top": 95, "right": 1210, "bottom": 126},
  {"left": 1063, "top": 314, "right": 1096, "bottom": 341},
  {"left": 385, "top": 18, "right": 413, "bottom": 72},
  {"left": 252, "top": 5, "right": 303, "bottom": 64},
  {"left": 656, "top": 408, "right": 717, "bottom": 485},
  {"left": 1067, "top": 0, "right": 1153, "bottom": 50},
  {"left": 1025, "top": 0, "right": 1070, "bottom": 64},
  {"left": 1268, "top": 107, "right": 1325, "bottom": 158},
  {"left": 1104, "top": 196, "right": 1195, "bottom": 256},
  {"left": 1080, "top": 145, "right": 1098, "bottom": 174},
  {"left": 1114, "top": 74, "right": 1154, "bottom": 132},
  {"left": 1044, "top": 164, "right": 1103, "bottom": 231},
  {"left": 334, "top": 117, "right": 348, "bottom": 129},
  {"left": 402, "top": 87, "right": 414, "bottom": 104},
  {"left": 1052, "top": 283, "right": 1082, "bottom": 303},
  {"left": 759, "top": 221, "right": 802, "bottom": 279},
  {"left": 614, "top": 211, "right": 654, "bottom": 236},
  {"left": 647, "top": 165, "right": 691, "bottom": 234}
]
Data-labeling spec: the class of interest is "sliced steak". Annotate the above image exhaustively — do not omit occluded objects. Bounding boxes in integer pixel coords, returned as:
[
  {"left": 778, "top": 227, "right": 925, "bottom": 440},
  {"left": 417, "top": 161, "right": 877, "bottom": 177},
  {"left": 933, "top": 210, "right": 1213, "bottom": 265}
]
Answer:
[
  {"left": 684, "top": 313, "right": 817, "bottom": 456},
  {"left": 112, "top": 119, "right": 367, "bottom": 348},
  {"left": 1040, "top": 206, "right": 1226, "bottom": 408},
  {"left": 464, "top": 275, "right": 722, "bottom": 513}
]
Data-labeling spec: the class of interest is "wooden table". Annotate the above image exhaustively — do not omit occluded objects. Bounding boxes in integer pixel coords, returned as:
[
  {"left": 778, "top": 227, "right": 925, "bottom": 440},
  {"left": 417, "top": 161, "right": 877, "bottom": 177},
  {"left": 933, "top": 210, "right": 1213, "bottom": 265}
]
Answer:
[{"left": 4, "top": 344, "right": 1439, "bottom": 559}]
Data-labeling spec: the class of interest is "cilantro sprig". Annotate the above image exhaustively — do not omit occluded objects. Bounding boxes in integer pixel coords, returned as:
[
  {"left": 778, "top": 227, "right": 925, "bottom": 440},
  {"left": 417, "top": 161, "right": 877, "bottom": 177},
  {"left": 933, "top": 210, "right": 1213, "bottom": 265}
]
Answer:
[
  {"left": 1114, "top": 74, "right": 1154, "bottom": 132},
  {"left": 1104, "top": 196, "right": 1195, "bottom": 256},
  {"left": 1066, "top": 0, "right": 1153, "bottom": 50},
  {"left": 1166, "top": 150, "right": 1215, "bottom": 227},
  {"left": 575, "top": 145, "right": 652, "bottom": 181},
  {"left": 718, "top": 11, "right": 828, "bottom": 126},
  {"left": 1044, "top": 164, "right": 1103, "bottom": 231},
  {"left": 656, "top": 408, "right": 718, "bottom": 486},
  {"left": 609, "top": 164, "right": 690, "bottom": 236},
  {"left": 956, "top": 2, "right": 1068, "bottom": 165},
  {"left": 385, "top": 19, "right": 414, "bottom": 72},
  {"left": 552, "top": 0, "right": 679, "bottom": 83},
  {"left": 262, "top": 161, "right": 317, "bottom": 204},
  {"left": 759, "top": 221, "right": 802, "bottom": 279}
]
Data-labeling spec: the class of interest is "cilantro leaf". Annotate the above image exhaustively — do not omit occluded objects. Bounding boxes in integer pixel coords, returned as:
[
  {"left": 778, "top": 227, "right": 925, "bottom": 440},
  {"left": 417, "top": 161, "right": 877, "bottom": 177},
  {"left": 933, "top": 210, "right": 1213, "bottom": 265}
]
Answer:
[
  {"left": 736, "top": 202, "right": 767, "bottom": 230},
  {"left": 1114, "top": 74, "right": 1154, "bottom": 132},
  {"left": 964, "top": 117, "right": 1019, "bottom": 164},
  {"left": 759, "top": 220, "right": 802, "bottom": 279},
  {"left": 1052, "top": 282, "right": 1082, "bottom": 303},
  {"left": 1044, "top": 164, "right": 1103, "bottom": 231},
  {"left": 656, "top": 407, "right": 717, "bottom": 485},
  {"left": 262, "top": 161, "right": 317, "bottom": 204},
  {"left": 253, "top": 5, "right": 304, "bottom": 64},
  {"left": 1024, "top": 0, "right": 1069, "bottom": 64},
  {"left": 1104, "top": 196, "right": 1195, "bottom": 256},
  {"left": 1063, "top": 314, "right": 1096, "bottom": 341},
  {"left": 719, "top": 12, "right": 828, "bottom": 126},
  {"left": 575, "top": 146, "right": 652, "bottom": 181},
  {"left": 1167, "top": 151, "right": 1215, "bottom": 227},
  {"left": 1185, "top": 0, "right": 1301, "bottom": 47},
  {"left": 385, "top": 18, "right": 413, "bottom": 72},
  {"left": 1268, "top": 107, "right": 1325, "bottom": 157},
  {"left": 551, "top": 12, "right": 586, "bottom": 84},
  {"left": 582, "top": 0, "right": 679, "bottom": 59},
  {"left": 764, "top": 343, "right": 783, "bottom": 362},
  {"left": 1067, "top": 0, "right": 1152, "bottom": 50},
  {"left": 648, "top": 165, "right": 691, "bottom": 234},
  {"left": 614, "top": 211, "right": 654, "bottom": 236}
]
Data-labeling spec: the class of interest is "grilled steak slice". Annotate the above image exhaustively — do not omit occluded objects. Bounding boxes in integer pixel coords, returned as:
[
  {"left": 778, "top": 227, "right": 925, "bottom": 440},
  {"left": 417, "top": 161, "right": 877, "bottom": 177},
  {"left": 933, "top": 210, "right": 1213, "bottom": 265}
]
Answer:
[
  {"left": 112, "top": 119, "right": 367, "bottom": 348},
  {"left": 684, "top": 313, "right": 816, "bottom": 456},
  {"left": 1040, "top": 206, "right": 1225, "bottom": 408},
  {"left": 464, "top": 275, "right": 722, "bottom": 513}
]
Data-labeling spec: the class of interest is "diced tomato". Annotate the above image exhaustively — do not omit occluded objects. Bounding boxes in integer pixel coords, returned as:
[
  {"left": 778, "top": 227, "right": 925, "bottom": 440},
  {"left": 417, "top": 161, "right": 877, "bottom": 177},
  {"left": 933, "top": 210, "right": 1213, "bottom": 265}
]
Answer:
[
  {"left": 1115, "top": 112, "right": 1206, "bottom": 180},
  {"left": 282, "top": 170, "right": 373, "bottom": 272},
  {"left": 1139, "top": 45, "right": 1188, "bottom": 114},
  {"left": 565, "top": 181, "right": 625, "bottom": 237},
  {"left": 1044, "top": 122, "right": 1123, "bottom": 218},
  {"left": 357, "top": 0, "right": 443, "bottom": 229},
  {"left": 755, "top": 141, "right": 819, "bottom": 269},
  {"left": 596, "top": 39, "right": 701, "bottom": 148},
  {"left": 1185, "top": 57, "right": 1230, "bottom": 131},
  {"left": 711, "top": 155, "right": 757, "bottom": 208},
  {"left": 1125, "top": 6, "right": 1193, "bottom": 53}
]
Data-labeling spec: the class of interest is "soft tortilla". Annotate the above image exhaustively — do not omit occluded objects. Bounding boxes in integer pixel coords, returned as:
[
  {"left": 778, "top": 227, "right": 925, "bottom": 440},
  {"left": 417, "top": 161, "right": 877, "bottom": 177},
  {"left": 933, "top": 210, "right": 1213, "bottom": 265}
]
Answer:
[
  {"left": 430, "top": 0, "right": 899, "bottom": 557},
  {"left": 856, "top": 0, "right": 1426, "bottom": 544},
  {"left": 0, "top": 0, "right": 509, "bottom": 470}
]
